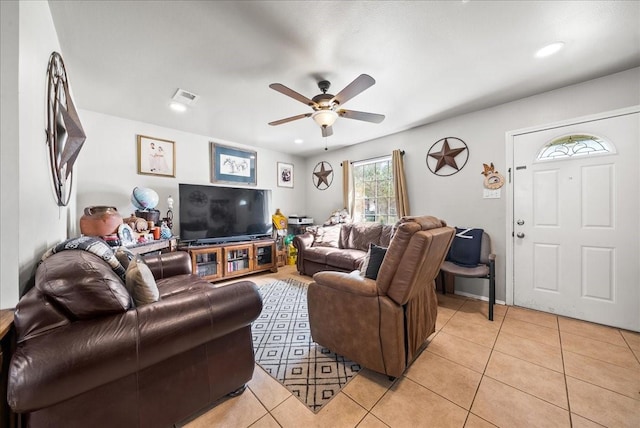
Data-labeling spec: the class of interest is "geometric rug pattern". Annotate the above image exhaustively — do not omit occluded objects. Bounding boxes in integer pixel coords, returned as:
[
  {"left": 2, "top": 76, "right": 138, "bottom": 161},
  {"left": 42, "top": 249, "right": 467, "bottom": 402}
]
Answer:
[{"left": 251, "top": 278, "right": 361, "bottom": 413}]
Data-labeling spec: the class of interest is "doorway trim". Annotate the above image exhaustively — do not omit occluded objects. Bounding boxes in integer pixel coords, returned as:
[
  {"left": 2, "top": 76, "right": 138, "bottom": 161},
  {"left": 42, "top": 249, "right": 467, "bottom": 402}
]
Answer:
[{"left": 504, "top": 105, "right": 640, "bottom": 307}]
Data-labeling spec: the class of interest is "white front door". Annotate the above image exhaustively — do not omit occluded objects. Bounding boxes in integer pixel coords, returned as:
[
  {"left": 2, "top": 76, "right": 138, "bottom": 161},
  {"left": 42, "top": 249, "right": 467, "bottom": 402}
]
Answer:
[{"left": 512, "top": 110, "right": 639, "bottom": 331}]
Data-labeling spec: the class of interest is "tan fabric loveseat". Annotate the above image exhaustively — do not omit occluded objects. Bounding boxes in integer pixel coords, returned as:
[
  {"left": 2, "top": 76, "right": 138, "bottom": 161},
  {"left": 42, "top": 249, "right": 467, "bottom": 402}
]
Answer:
[{"left": 293, "top": 222, "right": 395, "bottom": 276}]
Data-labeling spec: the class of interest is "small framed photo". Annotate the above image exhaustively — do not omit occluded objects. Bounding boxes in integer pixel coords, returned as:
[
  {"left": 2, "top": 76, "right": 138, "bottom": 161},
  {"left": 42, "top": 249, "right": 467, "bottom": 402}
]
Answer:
[
  {"left": 210, "top": 142, "right": 257, "bottom": 185},
  {"left": 118, "top": 224, "right": 136, "bottom": 246},
  {"left": 277, "top": 162, "right": 294, "bottom": 188},
  {"left": 137, "top": 135, "right": 176, "bottom": 177}
]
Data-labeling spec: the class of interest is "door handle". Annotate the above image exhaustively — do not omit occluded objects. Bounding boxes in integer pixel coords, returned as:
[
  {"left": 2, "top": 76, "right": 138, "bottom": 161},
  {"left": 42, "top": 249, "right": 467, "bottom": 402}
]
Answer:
[
  {"left": 517, "top": 219, "right": 525, "bottom": 225},
  {"left": 517, "top": 232, "right": 525, "bottom": 238}
]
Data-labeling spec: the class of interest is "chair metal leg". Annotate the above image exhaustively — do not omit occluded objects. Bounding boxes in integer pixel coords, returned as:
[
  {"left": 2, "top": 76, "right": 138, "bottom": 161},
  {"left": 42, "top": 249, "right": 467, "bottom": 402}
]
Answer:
[{"left": 488, "top": 260, "right": 495, "bottom": 321}]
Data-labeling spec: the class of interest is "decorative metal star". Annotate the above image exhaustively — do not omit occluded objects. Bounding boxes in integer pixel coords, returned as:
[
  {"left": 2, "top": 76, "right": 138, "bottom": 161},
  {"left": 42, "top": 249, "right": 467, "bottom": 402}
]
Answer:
[
  {"left": 57, "top": 97, "right": 86, "bottom": 179},
  {"left": 428, "top": 138, "right": 467, "bottom": 172},
  {"left": 313, "top": 161, "right": 333, "bottom": 189}
]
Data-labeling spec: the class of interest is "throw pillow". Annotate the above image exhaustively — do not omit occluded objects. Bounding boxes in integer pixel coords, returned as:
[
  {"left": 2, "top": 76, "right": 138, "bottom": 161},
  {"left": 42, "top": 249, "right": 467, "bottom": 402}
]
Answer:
[
  {"left": 359, "top": 247, "right": 372, "bottom": 277},
  {"left": 125, "top": 256, "right": 160, "bottom": 306},
  {"left": 348, "top": 223, "right": 383, "bottom": 251},
  {"left": 364, "top": 243, "right": 387, "bottom": 280},
  {"left": 115, "top": 246, "right": 135, "bottom": 269},
  {"left": 446, "top": 227, "right": 484, "bottom": 267},
  {"left": 313, "top": 225, "right": 341, "bottom": 248}
]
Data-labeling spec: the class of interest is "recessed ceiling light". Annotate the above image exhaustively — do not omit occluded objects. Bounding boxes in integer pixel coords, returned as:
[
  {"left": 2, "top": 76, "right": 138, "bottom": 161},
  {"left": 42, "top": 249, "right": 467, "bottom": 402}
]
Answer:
[
  {"left": 294, "top": 139, "right": 303, "bottom": 144},
  {"left": 169, "top": 101, "right": 187, "bottom": 112},
  {"left": 535, "top": 42, "right": 565, "bottom": 58}
]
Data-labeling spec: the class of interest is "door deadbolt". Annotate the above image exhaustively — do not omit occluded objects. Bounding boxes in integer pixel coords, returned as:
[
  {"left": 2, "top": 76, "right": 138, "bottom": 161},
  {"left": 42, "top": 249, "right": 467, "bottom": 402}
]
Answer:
[
  {"left": 517, "top": 232, "right": 525, "bottom": 238},
  {"left": 517, "top": 219, "right": 525, "bottom": 225}
]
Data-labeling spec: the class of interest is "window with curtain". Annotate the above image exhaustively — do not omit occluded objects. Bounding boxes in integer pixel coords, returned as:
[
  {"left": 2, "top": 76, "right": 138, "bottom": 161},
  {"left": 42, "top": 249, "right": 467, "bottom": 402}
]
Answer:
[{"left": 353, "top": 156, "right": 397, "bottom": 224}]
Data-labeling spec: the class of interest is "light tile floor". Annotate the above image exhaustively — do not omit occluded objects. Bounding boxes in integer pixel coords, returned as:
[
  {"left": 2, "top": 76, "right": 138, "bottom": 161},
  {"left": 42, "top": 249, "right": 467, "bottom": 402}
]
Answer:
[{"left": 184, "top": 266, "right": 640, "bottom": 428}]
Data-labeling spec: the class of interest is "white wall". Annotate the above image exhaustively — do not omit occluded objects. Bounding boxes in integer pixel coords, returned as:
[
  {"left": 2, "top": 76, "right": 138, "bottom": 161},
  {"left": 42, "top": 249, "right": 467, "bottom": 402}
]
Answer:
[
  {"left": 75, "top": 110, "right": 307, "bottom": 237},
  {"left": 0, "top": 0, "right": 20, "bottom": 309},
  {"left": 0, "top": 1, "right": 67, "bottom": 308},
  {"left": 304, "top": 67, "right": 640, "bottom": 302}
]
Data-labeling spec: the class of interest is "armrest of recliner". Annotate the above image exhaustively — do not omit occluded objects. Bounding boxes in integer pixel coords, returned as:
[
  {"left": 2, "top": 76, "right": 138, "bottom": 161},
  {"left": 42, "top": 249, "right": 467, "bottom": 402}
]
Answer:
[
  {"left": 144, "top": 251, "right": 192, "bottom": 279},
  {"left": 313, "top": 271, "right": 379, "bottom": 296}
]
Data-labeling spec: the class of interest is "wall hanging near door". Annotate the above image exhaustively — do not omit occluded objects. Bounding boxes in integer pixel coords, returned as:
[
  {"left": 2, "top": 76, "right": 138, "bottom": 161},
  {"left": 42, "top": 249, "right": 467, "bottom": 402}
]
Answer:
[
  {"left": 426, "top": 137, "right": 469, "bottom": 176},
  {"left": 312, "top": 161, "right": 334, "bottom": 190},
  {"left": 481, "top": 163, "right": 505, "bottom": 189},
  {"left": 46, "top": 51, "right": 87, "bottom": 206}
]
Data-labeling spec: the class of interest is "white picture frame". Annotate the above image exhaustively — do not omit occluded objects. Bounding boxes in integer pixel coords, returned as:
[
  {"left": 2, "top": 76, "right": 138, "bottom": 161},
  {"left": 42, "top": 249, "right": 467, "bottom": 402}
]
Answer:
[{"left": 277, "top": 162, "right": 294, "bottom": 188}]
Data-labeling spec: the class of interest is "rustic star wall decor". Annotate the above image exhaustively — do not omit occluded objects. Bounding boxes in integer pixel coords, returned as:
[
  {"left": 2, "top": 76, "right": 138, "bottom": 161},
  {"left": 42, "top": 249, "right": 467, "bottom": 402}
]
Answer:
[
  {"left": 46, "top": 51, "right": 86, "bottom": 206},
  {"left": 312, "top": 161, "right": 333, "bottom": 190},
  {"left": 426, "top": 137, "right": 469, "bottom": 176}
]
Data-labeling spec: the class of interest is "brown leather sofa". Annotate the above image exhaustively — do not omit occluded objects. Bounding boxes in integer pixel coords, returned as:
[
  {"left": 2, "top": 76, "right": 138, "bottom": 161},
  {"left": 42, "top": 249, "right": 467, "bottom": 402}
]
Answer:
[
  {"left": 7, "top": 250, "right": 262, "bottom": 428},
  {"left": 294, "top": 222, "right": 395, "bottom": 276},
  {"left": 307, "top": 216, "right": 454, "bottom": 378}
]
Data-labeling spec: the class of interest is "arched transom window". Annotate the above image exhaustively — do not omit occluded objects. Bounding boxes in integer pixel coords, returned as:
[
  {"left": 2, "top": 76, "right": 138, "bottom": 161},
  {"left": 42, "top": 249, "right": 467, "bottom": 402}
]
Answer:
[{"left": 536, "top": 134, "right": 615, "bottom": 161}]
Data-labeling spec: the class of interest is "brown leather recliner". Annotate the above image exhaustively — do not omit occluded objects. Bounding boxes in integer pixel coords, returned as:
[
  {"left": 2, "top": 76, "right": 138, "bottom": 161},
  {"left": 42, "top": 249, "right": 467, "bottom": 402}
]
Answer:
[
  {"left": 7, "top": 250, "right": 262, "bottom": 428},
  {"left": 307, "top": 216, "right": 454, "bottom": 378}
]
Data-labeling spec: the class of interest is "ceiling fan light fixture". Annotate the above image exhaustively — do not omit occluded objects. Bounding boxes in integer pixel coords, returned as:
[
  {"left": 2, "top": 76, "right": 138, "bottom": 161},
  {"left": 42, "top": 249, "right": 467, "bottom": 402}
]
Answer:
[{"left": 312, "top": 109, "right": 338, "bottom": 128}]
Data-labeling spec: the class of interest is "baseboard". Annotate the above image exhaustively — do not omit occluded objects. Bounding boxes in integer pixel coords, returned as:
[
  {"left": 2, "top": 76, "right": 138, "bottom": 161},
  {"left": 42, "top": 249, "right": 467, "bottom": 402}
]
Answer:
[{"left": 450, "top": 290, "right": 506, "bottom": 306}]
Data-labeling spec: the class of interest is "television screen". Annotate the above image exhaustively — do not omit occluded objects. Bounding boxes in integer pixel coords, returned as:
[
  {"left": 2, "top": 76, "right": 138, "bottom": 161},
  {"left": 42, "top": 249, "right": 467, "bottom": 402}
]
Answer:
[{"left": 179, "top": 184, "right": 272, "bottom": 244}]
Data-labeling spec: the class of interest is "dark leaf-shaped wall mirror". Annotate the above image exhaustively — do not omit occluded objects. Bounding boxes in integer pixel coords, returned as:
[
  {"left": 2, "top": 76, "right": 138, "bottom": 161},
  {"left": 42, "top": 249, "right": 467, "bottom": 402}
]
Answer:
[{"left": 46, "top": 51, "right": 86, "bottom": 206}]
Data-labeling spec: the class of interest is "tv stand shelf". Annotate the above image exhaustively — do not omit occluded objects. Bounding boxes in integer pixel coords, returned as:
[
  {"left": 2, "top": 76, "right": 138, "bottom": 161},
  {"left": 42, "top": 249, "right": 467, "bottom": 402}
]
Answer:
[{"left": 180, "top": 239, "right": 277, "bottom": 282}]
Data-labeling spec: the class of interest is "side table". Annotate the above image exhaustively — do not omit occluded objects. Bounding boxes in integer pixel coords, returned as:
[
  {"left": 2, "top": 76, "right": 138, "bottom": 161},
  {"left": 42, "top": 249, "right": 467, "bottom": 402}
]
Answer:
[{"left": 127, "top": 237, "right": 177, "bottom": 256}]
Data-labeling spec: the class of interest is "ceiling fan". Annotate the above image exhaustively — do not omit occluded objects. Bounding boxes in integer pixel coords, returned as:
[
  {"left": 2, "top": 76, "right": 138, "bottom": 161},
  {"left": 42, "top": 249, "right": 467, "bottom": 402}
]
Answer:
[{"left": 268, "top": 74, "right": 385, "bottom": 137}]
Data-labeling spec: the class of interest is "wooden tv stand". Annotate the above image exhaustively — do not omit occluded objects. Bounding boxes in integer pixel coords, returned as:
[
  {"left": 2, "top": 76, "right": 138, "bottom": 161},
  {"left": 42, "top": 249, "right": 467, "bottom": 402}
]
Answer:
[{"left": 179, "top": 239, "right": 277, "bottom": 282}]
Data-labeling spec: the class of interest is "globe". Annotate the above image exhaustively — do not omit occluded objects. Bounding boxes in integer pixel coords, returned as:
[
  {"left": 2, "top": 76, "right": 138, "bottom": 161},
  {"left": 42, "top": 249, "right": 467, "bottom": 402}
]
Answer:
[{"left": 131, "top": 187, "right": 159, "bottom": 210}]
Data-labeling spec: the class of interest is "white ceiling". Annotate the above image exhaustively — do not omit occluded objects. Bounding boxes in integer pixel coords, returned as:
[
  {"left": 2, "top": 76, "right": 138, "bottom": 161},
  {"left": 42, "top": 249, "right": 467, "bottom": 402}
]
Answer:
[{"left": 48, "top": 1, "right": 640, "bottom": 157}]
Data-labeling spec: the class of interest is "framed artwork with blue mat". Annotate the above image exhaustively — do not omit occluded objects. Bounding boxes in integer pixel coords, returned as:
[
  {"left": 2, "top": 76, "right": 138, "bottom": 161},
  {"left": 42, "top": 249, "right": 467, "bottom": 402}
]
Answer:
[{"left": 210, "top": 142, "right": 257, "bottom": 185}]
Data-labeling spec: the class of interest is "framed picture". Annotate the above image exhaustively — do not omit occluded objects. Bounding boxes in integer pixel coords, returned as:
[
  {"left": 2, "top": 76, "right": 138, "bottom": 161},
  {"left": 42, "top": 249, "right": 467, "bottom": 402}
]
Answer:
[
  {"left": 118, "top": 224, "right": 136, "bottom": 246},
  {"left": 137, "top": 135, "right": 176, "bottom": 177},
  {"left": 210, "top": 142, "right": 257, "bottom": 185},
  {"left": 277, "top": 162, "right": 294, "bottom": 188}
]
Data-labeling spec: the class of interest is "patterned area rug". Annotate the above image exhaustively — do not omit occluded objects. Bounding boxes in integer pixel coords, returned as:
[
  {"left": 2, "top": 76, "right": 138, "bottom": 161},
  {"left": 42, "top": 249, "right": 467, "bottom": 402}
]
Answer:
[{"left": 252, "top": 278, "right": 361, "bottom": 412}]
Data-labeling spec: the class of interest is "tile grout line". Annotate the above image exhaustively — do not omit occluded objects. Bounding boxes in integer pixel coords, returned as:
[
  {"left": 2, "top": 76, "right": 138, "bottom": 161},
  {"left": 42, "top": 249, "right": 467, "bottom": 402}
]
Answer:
[
  {"left": 558, "top": 313, "right": 579, "bottom": 428},
  {"left": 464, "top": 303, "right": 506, "bottom": 426}
]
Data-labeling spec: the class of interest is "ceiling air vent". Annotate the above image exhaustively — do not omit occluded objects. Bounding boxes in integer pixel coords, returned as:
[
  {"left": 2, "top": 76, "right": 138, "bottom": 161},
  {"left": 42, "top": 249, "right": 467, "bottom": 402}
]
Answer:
[{"left": 172, "top": 88, "right": 200, "bottom": 106}]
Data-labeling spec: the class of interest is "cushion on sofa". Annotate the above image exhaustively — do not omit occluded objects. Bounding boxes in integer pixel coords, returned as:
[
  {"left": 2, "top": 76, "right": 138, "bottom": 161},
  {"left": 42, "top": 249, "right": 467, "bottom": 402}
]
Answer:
[
  {"left": 339, "top": 224, "right": 353, "bottom": 249},
  {"left": 304, "top": 246, "right": 343, "bottom": 264},
  {"left": 348, "top": 223, "right": 383, "bottom": 251},
  {"left": 311, "top": 225, "right": 341, "bottom": 248},
  {"left": 38, "top": 250, "right": 131, "bottom": 320},
  {"left": 126, "top": 257, "right": 160, "bottom": 306},
  {"left": 115, "top": 246, "right": 135, "bottom": 269},
  {"left": 325, "top": 249, "right": 367, "bottom": 271},
  {"left": 379, "top": 225, "right": 395, "bottom": 247},
  {"left": 364, "top": 244, "right": 388, "bottom": 280},
  {"left": 157, "top": 274, "right": 211, "bottom": 299}
]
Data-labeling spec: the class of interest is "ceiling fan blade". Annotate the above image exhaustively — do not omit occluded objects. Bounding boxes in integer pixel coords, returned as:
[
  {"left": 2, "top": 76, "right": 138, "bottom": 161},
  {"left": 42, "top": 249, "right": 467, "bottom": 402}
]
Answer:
[
  {"left": 321, "top": 125, "right": 333, "bottom": 137},
  {"left": 338, "top": 109, "right": 385, "bottom": 123},
  {"left": 268, "top": 113, "right": 312, "bottom": 126},
  {"left": 269, "top": 83, "right": 319, "bottom": 108},
  {"left": 332, "top": 74, "right": 376, "bottom": 106}
]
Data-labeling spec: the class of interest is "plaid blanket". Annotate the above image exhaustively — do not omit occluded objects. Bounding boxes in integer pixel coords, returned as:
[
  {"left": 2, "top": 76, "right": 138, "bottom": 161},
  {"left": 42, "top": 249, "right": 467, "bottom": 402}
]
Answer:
[{"left": 41, "top": 236, "right": 126, "bottom": 281}]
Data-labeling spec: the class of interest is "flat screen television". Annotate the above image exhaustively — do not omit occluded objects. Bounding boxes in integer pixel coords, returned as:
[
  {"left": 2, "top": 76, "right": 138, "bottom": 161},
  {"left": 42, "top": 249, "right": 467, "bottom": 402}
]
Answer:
[{"left": 179, "top": 183, "right": 272, "bottom": 244}]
